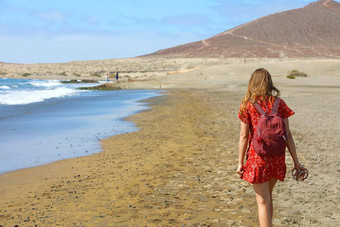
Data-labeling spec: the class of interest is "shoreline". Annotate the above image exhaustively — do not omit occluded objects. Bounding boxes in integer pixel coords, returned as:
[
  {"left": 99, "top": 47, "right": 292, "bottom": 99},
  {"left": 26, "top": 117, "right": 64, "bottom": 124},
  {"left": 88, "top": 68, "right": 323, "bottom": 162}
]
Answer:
[{"left": 0, "top": 86, "right": 162, "bottom": 174}]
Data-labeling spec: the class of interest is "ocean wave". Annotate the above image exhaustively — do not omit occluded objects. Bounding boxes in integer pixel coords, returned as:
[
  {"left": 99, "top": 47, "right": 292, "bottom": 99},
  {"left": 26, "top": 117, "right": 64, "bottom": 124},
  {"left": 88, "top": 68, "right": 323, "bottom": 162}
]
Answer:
[
  {"left": 0, "top": 87, "right": 81, "bottom": 105},
  {"left": 0, "top": 85, "right": 10, "bottom": 90},
  {"left": 28, "top": 80, "right": 61, "bottom": 88}
]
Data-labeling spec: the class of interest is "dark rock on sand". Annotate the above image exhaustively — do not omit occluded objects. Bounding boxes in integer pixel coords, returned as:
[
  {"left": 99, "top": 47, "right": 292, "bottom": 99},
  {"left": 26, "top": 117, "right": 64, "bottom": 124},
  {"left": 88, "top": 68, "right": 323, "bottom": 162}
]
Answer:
[
  {"left": 61, "top": 79, "right": 98, "bottom": 84},
  {"left": 78, "top": 83, "right": 122, "bottom": 90}
]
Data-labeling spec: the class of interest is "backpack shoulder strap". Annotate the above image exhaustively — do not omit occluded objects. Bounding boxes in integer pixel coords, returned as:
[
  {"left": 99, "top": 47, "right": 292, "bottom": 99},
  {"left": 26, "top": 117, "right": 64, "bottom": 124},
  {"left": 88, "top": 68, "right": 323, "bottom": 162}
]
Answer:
[
  {"left": 253, "top": 102, "right": 265, "bottom": 115},
  {"left": 270, "top": 97, "right": 280, "bottom": 114}
]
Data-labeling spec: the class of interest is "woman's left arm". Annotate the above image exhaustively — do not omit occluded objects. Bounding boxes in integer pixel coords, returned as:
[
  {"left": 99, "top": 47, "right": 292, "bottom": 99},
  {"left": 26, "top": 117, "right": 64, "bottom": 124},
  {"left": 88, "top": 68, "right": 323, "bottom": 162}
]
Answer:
[{"left": 237, "top": 121, "right": 249, "bottom": 177}]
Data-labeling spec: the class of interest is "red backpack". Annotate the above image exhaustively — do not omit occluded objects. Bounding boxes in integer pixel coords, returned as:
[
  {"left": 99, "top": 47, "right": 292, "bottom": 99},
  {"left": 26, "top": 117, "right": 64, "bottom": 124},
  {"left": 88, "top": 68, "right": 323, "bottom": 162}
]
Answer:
[{"left": 252, "top": 98, "right": 287, "bottom": 158}]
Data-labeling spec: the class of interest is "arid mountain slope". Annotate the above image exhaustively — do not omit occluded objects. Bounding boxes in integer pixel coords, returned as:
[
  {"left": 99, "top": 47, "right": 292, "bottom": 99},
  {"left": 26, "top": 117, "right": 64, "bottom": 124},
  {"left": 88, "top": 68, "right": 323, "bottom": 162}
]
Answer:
[{"left": 145, "top": 0, "right": 340, "bottom": 58}]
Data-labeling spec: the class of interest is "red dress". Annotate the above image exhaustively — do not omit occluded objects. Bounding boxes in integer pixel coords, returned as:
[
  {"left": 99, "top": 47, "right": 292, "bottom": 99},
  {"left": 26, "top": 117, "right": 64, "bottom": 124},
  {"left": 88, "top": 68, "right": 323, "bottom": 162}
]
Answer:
[{"left": 238, "top": 97, "right": 295, "bottom": 184}]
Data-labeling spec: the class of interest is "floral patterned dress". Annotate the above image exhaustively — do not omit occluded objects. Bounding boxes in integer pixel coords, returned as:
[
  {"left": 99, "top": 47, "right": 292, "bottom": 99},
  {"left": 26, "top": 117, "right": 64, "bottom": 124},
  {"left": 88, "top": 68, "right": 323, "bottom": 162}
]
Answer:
[{"left": 238, "top": 97, "right": 295, "bottom": 184}]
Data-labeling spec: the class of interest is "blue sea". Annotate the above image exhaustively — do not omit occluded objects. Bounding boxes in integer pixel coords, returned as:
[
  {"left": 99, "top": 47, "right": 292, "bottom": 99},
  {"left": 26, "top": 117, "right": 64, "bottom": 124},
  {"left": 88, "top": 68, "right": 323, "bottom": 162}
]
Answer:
[{"left": 0, "top": 78, "right": 161, "bottom": 174}]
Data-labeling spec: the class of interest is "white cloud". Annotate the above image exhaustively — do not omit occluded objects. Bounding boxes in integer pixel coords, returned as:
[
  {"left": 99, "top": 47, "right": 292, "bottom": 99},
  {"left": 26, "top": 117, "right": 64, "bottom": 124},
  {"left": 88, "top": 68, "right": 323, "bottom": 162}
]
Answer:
[
  {"left": 85, "top": 16, "right": 98, "bottom": 25},
  {"left": 0, "top": 28, "right": 201, "bottom": 63},
  {"left": 35, "top": 10, "right": 68, "bottom": 23}
]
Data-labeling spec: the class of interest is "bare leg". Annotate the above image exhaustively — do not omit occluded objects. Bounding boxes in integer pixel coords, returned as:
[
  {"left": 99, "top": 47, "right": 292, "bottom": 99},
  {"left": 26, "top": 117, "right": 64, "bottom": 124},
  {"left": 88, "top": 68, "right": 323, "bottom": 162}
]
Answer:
[
  {"left": 268, "top": 178, "right": 278, "bottom": 218},
  {"left": 254, "top": 181, "right": 272, "bottom": 227}
]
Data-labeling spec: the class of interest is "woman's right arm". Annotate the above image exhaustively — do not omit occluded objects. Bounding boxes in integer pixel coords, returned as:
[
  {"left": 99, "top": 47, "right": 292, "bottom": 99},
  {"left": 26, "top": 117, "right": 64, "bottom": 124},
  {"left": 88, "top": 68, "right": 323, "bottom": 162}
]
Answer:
[
  {"left": 283, "top": 118, "right": 306, "bottom": 170},
  {"left": 237, "top": 121, "right": 249, "bottom": 177}
]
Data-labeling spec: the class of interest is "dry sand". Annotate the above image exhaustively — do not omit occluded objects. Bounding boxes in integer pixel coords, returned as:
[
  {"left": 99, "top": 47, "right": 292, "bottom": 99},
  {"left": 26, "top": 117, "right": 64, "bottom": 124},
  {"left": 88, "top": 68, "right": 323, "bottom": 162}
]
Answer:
[{"left": 0, "top": 58, "right": 339, "bottom": 226}]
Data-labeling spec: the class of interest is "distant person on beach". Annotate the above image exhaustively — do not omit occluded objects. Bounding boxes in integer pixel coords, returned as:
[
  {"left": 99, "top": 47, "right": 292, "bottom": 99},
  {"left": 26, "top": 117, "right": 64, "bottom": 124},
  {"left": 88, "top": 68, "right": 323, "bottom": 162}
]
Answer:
[
  {"left": 116, "top": 72, "right": 119, "bottom": 82},
  {"left": 237, "top": 68, "right": 308, "bottom": 227},
  {"left": 106, "top": 75, "right": 109, "bottom": 82}
]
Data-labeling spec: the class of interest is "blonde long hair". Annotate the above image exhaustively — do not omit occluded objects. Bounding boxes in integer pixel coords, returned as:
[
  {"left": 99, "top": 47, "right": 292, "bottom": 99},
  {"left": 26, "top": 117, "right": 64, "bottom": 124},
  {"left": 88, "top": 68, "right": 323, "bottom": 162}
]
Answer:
[{"left": 240, "top": 68, "right": 280, "bottom": 111}]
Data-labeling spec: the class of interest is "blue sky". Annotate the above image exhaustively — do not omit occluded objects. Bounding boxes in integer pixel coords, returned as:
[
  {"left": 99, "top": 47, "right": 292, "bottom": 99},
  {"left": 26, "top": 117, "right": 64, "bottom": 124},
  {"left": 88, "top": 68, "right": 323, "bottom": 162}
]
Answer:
[{"left": 0, "top": 0, "right": 314, "bottom": 63}]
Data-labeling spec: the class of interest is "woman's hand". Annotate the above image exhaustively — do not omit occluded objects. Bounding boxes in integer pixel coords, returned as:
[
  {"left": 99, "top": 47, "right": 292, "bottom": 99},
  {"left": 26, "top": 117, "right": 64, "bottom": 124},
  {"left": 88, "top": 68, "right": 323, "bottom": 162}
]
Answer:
[
  {"left": 292, "top": 162, "right": 309, "bottom": 181},
  {"left": 236, "top": 164, "right": 244, "bottom": 178},
  {"left": 294, "top": 162, "right": 307, "bottom": 171}
]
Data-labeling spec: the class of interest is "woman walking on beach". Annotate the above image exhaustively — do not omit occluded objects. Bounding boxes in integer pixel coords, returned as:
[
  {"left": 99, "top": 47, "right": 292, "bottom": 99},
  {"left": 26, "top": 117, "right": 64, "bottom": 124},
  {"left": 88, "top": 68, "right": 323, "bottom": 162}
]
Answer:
[{"left": 237, "top": 68, "right": 307, "bottom": 227}]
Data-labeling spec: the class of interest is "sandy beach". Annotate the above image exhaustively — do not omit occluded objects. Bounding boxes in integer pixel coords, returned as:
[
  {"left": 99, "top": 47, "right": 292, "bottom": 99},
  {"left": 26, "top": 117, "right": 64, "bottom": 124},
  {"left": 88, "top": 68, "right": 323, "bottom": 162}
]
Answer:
[{"left": 0, "top": 58, "right": 339, "bottom": 226}]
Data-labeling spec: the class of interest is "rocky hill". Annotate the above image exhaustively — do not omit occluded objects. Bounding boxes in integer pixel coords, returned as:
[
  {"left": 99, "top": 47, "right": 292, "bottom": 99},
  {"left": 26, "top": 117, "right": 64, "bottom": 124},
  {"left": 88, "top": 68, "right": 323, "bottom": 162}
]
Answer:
[{"left": 145, "top": 0, "right": 340, "bottom": 58}]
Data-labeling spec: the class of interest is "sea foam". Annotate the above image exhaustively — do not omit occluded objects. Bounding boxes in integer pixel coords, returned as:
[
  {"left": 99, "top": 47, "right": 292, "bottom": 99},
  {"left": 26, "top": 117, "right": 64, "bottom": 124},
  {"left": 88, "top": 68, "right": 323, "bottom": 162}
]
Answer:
[
  {"left": 28, "top": 80, "right": 61, "bottom": 88},
  {"left": 0, "top": 79, "right": 91, "bottom": 105},
  {"left": 0, "top": 85, "right": 10, "bottom": 90},
  {"left": 0, "top": 87, "right": 81, "bottom": 105}
]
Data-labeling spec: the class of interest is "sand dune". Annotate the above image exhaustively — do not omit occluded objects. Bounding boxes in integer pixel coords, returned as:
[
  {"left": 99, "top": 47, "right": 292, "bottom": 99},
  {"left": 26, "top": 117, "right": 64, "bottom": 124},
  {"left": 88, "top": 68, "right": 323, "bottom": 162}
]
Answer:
[{"left": 1, "top": 58, "right": 339, "bottom": 89}]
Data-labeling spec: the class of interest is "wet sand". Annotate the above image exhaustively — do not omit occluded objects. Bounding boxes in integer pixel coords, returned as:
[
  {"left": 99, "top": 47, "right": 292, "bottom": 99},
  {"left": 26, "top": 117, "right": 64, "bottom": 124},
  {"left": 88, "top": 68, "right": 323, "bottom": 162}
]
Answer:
[{"left": 0, "top": 83, "right": 339, "bottom": 226}]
